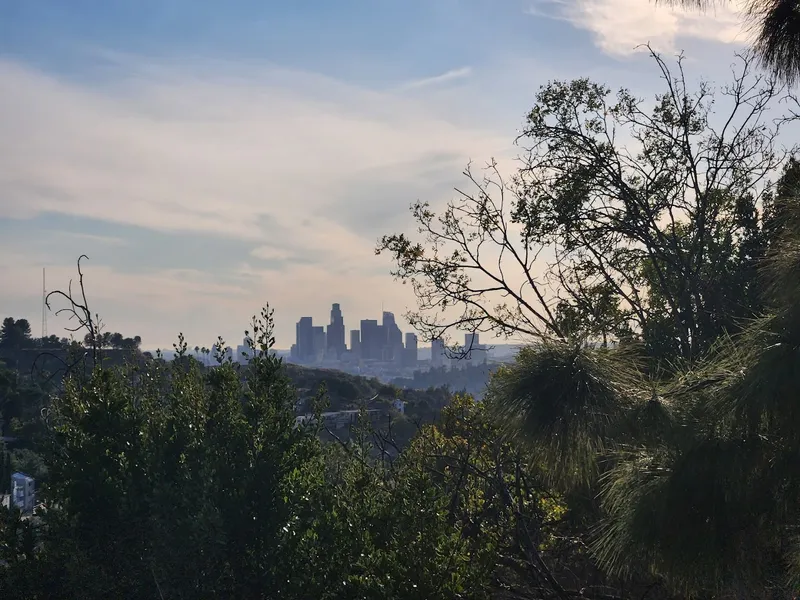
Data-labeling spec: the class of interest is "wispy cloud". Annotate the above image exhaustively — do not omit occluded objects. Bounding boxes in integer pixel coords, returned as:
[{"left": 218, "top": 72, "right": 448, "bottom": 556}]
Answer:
[
  {"left": 0, "top": 56, "right": 511, "bottom": 347},
  {"left": 0, "top": 59, "right": 505, "bottom": 239},
  {"left": 250, "top": 245, "right": 294, "bottom": 262},
  {"left": 526, "top": 0, "right": 748, "bottom": 56},
  {"left": 398, "top": 67, "right": 473, "bottom": 91},
  {"left": 50, "top": 231, "right": 129, "bottom": 246}
]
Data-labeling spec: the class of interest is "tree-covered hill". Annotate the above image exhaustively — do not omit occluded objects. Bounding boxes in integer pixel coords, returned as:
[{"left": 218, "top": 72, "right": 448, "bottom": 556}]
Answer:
[
  {"left": 284, "top": 362, "right": 450, "bottom": 414},
  {"left": 390, "top": 363, "right": 499, "bottom": 399},
  {"left": 0, "top": 345, "right": 454, "bottom": 457}
]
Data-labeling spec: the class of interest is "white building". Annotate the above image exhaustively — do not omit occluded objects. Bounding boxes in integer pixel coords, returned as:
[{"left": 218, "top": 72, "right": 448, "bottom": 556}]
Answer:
[
  {"left": 11, "top": 472, "right": 35, "bottom": 514},
  {"left": 295, "top": 409, "right": 383, "bottom": 430}
]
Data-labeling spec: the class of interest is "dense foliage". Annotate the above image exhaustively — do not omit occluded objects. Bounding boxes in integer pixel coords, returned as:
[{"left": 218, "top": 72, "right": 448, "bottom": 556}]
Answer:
[
  {"left": 285, "top": 362, "right": 449, "bottom": 416},
  {"left": 375, "top": 49, "right": 800, "bottom": 596},
  {"left": 0, "top": 311, "right": 575, "bottom": 599},
  {"left": 486, "top": 184, "right": 800, "bottom": 595},
  {"left": 391, "top": 363, "right": 498, "bottom": 399}
]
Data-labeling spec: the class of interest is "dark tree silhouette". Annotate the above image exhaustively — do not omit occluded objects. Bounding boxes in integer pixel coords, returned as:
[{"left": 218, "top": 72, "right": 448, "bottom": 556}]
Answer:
[
  {"left": 0, "top": 319, "right": 33, "bottom": 351},
  {"left": 379, "top": 49, "right": 786, "bottom": 366}
]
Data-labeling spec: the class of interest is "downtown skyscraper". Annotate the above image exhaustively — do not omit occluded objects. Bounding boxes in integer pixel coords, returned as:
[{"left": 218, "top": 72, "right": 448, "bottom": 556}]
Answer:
[{"left": 327, "top": 303, "right": 346, "bottom": 358}]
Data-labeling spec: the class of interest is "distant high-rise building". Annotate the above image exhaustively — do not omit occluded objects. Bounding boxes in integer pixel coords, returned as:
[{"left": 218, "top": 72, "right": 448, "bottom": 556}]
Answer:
[
  {"left": 210, "top": 342, "right": 234, "bottom": 363},
  {"left": 327, "top": 303, "right": 346, "bottom": 357},
  {"left": 404, "top": 332, "right": 418, "bottom": 367},
  {"left": 431, "top": 338, "right": 446, "bottom": 368},
  {"left": 382, "top": 311, "right": 403, "bottom": 362},
  {"left": 350, "top": 330, "right": 361, "bottom": 359},
  {"left": 465, "top": 333, "right": 480, "bottom": 351},
  {"left": 237, "top": 335, "right": 253, "bottom": 363},
  {"left": 312, "top": 326, "right": 326, "bottom": 360},
  {"left": 360, "top": 319, "right": 381, "bottom": 360},
  {"left": 464, "top": 332, "right": 488, "bottom": 364},
  {"left": 295, "top": 317, "right": 314, "bottom": 361}
]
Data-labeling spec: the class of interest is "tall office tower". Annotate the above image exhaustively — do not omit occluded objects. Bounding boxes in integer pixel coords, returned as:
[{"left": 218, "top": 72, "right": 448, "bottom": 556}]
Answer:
[
  {"left": 350, "top": 330, "right": 361, "bottom": 359},
  {"left": 237, "top": 334, "right": 254, "bottom": 364},
  {"left": 327, "top": 303, "right": 346, "bottom": 357},
  {"left": 382, "top": 311, "right": 403, "bottom": 361},
  {"left": 464, "top": 332, "right": 487, "bottom": 364},
  {"left": 465, "top": 332, "right": 480, "bottom": 350},
  {"left": 311, "top": 326, "right": 326, "bottom": 361},
  {"left": 464, "top": 332, "right": 479, "bottom": 360},
  {"left": 295, "top": 317, "right": 314, "bottom": 361},
  {"left": 360, "top": 319, "right": 380, "bottom": 360},
  {"left": 431, "top": 337, "right": 446, "bottom": 368},
  {"left": 404, "top": 332, "right": 418, "bottom": 367}
]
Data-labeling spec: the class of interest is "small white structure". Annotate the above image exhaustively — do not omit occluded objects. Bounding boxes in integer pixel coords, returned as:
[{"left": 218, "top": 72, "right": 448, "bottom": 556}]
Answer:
[
  {"left": 392, "top": 399, "right": 406, "bottom": 415},
  {"left": 295, "top": 409, "right": 383, "bottom": 430},
  {"left": 11, "top": 472, "right": 35, "bottom": 514}
]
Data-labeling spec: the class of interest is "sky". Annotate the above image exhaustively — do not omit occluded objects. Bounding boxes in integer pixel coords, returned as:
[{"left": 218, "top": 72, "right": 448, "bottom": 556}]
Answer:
[{"left": 0, "top": 0, "right": 760, "bottom": 350}]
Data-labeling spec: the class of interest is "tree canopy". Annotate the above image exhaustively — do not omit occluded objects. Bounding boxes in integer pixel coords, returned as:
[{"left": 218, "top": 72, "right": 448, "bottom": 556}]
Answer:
[
  {"left": 0, "top": 307, "right": 580, "bottom": 600},
  {"left": 378, "top": 48, "right": 791, "bottom": 367},
  {"left": 486, "top": 180, "right": 800, "bottom": 594},
  {"left": 376, "top": 46, "right": 800, "bottom": 596},
  {"left": 0, "top": 318, "right": 33, "bottom": 351}
]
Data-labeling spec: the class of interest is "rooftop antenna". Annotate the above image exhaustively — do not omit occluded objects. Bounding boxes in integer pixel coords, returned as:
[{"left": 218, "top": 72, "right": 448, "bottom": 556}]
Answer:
[{"left": 41, "top": 267, "right": 48, "bottom": 339}]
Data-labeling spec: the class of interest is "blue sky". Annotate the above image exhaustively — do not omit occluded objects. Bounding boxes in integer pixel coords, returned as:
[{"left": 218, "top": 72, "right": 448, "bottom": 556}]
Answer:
[{"left": 0, "top": 0, "right": 757, "bottom": 349}]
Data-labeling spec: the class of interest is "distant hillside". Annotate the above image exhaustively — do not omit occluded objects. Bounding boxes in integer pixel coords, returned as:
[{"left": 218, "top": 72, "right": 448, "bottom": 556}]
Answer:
[
  {"left": 281, "top": 362, "right": 451, "bottom": 450},
  {"left": 390, "top": 362, "right": 500, "bottom": 400},
  {"left": 0, "top": 347, "right": 135, "bottom": 379},
  {"left": 283, "top": 362, "right": 451, "bottom": 419},
  {"left": 0, "top": 347, "right": 454, "bottom": 448},
  {"left": 1, "top": 353, "right": 453, "bottom": 482},
  {"left": 284, "top": 363, "right": 394, "bottom": 409}
]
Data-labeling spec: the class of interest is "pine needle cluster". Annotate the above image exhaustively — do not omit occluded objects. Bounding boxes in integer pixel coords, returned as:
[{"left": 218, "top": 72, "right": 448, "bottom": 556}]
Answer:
[{"left": 486, "top": 193, "right": 800, "bottom": 595}]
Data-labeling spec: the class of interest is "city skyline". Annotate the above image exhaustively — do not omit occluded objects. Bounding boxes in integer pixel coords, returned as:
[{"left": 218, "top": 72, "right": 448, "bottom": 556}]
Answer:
[{"left": 291, "top": 303, "right": 419, "bottom": 364}]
